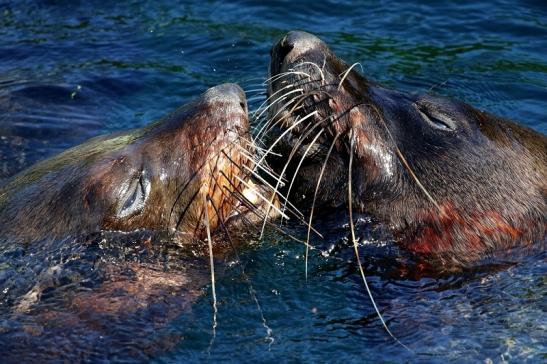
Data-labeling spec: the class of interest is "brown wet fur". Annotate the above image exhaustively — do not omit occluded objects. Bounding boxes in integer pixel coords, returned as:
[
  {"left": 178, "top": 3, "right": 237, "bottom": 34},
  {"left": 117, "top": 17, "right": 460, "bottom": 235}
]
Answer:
[
  {"left": 266, "top": 31, "right": 546, "bottom": 270},
  {"left": 0, "top": 83, "right": 275, "bottom": 246},
  {"left": 0, "top": 84, "right": 280, "bottom": 360}
]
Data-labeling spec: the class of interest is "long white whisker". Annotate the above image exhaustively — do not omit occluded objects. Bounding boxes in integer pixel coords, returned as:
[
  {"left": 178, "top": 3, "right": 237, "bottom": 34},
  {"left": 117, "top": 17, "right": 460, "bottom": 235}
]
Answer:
[
  {"left": 256, "top": 87, "right": 335, "bottom": 144},
  {"left": 244, "top": 88, "right": 267, "bottom": 94},
  {"left": 338, "top": 62, "right": 364, "bottom": 91},
  {"left": 256, "top": 112, "right": 331, "bottom": 239},
  {"left": 263, "top": 70, "right": 310, "bottom": 85},
  {"left": 256, "top": 111, "right": 318, "bottom": 167},
  {"left": 207, "top": 199, "right": 275, "bottom": 348},
  {"left": 254, "top": 87, "right": 326, "bottom": 145},
  {"left": 247, "top": 95, "right": 267, "bottom": 103},
  {"left": 367, "top": 104, "right": 441, "bottom": 212},
  {"left": 252, "top": 83, "right": 300, "bottom": 119},
  {"left": 237, "top": 162, "right": 323, "bottom": 238},
  {"left": 240, "top": 164, "right": 305, "bottom": 220},
  {"left": 346, "top": 130, "right": 411, "bottom": 351},
  {"left": 253, "top": 83, "right": 324, "bottom": 141},
  {"left": 251, "top": 97, "right": 301, "bottom": 141},
  {"left": 216, "top": 149, "right": 297, "bottom": 219},
  {"left": 226, "top": 186, "right": 308, "bottom": 245},
  {"left": 249, "top": 143, "right": 283, "bottom": 157},
  {"left": 235, "top": 144, "right": 286, "bottom": 182},
  {"left": 233, "top": 175, "right": 289, "bottom": 220},
  {"left": 251, "top": 88, "right": 304, "bottom": 131},
  {"left": 292, "top": 61, "right": 324, "bottom": 83},
  {"left": 253, "top": 97, "right": 304, "bottom": 142},
  {"left": 203, "top": 194, "right": 218, "bottom": 355},
  {"left": 281, "top": 129, "right": 324, "bottom": 222},
  {"left": 305, "top": 132, "right": 341, "bottom": 280}
]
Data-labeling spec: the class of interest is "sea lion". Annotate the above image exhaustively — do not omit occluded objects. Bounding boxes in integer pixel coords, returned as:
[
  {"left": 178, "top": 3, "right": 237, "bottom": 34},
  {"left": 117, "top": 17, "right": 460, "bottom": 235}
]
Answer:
[
  {"left": 0, "top": 83, "right": 276, "bottom": 247},
  {"left": 0, "top": 83, "right": 278, "bottom": 360},
  {"left": 264, "top": 31, "right": 546, "bottom": 269}
]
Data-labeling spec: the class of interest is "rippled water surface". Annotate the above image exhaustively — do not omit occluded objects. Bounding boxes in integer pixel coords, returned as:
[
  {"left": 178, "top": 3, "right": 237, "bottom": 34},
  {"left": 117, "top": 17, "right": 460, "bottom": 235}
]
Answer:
[{"left": 0, "top": 1, "right": 546, "bottom": 362}]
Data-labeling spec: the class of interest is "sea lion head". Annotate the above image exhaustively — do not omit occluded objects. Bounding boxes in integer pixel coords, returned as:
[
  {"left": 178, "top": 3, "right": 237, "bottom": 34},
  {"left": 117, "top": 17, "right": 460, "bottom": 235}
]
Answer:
[
  {"left": 266, "top": 31, "right": 546, "bottom": 266},
  {"left": 1, "top": 83, "right": 274, "bottom": 244}
]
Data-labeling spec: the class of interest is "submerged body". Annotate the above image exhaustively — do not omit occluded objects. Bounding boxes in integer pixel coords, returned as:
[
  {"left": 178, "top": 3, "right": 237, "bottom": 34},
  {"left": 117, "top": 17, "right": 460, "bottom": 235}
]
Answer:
[{"left": 266, "top": 31, "right": 546, "bottom": 269}]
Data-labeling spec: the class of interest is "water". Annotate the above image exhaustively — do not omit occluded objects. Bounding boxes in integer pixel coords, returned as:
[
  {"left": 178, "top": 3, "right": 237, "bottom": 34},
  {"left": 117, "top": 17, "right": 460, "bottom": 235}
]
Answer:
[{"left": 0, "top": 0, "right": 546, "bottom": 362}]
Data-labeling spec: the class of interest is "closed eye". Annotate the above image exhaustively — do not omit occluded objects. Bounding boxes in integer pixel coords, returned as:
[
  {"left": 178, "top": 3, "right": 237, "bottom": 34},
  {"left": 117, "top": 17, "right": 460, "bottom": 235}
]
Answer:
[
  {"left": 118, "top": 170, "right": 150, "bottom": 218},
  {"left": 415, "top": 103, "right": 455, "bottom": 131}
]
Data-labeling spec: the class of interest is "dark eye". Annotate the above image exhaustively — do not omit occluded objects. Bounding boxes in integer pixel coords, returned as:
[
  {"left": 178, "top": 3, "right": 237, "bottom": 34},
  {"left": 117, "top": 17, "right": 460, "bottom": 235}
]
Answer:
[
  {"left": 415, "top": 103, "right": 455, "bottom": 131},
  {"left": 118, "top": 171, "right": 150, "bottom": 218}
]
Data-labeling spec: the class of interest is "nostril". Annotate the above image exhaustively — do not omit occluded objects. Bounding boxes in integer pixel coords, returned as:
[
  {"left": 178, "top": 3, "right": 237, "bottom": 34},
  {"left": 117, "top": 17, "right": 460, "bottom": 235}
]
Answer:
[
  {"left": 277, "top": 42, "right": 294, "bottom": 63},
  {"left": 239, "top": 101, "right": 246, "bottom": 110}
]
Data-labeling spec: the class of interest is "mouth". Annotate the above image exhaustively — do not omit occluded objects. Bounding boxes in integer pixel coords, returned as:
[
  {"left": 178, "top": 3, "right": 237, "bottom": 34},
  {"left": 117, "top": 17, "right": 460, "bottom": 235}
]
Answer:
[
  {"left": 164, "top": 83, "right": 282, "bottom": 238},
  {"left": 197, "top": 120, "right": 281, "bottom": 237}
]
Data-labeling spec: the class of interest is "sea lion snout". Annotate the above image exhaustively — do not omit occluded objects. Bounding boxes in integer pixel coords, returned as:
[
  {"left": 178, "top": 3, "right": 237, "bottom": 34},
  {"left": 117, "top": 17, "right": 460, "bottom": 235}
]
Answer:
[
  {"left": 203, "top": 83, "right": 247, "bottom": 112},
  {"left": 271, "top": 31, "right": 325, "bottom": 74},
  {"left": 202, "top": 83, "right": 248, "bottom": 134}
]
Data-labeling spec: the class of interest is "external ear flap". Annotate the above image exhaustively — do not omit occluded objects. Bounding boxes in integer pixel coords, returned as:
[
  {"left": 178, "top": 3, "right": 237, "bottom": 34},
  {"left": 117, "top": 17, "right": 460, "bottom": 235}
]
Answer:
[
  {"left": 82, "top": 183, "right": 95, "bottom": 209},
  {"left": 347, "top": 106, "right": 370, "bottom": 137},
  {"left": 81, "top": 170, "right": 112, "bottom": 213},
  {"left": 328, "top": 98, "right": 339, "bottom": 112},
  {"left": 347, "top": 106, "right": 396, "bottom": 183}
]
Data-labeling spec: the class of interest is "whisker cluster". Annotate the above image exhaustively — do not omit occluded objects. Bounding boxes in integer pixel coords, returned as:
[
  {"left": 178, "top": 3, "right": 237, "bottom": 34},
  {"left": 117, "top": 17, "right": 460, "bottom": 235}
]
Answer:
[
  {"left": 184, "top": 58, "right": 430, "bottom": 349},
  {"left": 247, "top": 60, "right": 422, "bottom": 349}
]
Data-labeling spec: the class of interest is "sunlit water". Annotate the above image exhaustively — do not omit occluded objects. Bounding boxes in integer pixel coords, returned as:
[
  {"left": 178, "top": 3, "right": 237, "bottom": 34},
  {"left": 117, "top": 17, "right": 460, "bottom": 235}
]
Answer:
[{"left": 0, "top": 1, "right": 545, "bottom": 362}]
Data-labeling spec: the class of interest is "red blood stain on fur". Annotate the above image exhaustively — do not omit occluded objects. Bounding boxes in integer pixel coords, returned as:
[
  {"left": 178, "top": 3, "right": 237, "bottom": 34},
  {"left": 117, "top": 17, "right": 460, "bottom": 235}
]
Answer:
[{"left": 405, "top": 203, "right": 523, "bottom": 255}]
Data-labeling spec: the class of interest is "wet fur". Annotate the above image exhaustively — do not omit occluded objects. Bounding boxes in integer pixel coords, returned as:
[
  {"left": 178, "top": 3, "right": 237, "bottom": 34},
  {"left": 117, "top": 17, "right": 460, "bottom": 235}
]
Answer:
[
  {"left": 266, "top": 32, "right": 546, "bottom": 269},
  {"left": 0, "top": 85, "right": 254, "bottom": 245}
]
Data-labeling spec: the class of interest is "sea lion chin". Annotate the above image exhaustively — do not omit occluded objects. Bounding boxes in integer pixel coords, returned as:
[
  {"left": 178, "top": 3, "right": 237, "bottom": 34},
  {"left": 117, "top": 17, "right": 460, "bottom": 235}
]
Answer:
[
  {"left": 0, "top": 83, "right": 277, "bottom": 246},
  {"left": 265, "top": 31, "right": 546, "bottom": 269}
]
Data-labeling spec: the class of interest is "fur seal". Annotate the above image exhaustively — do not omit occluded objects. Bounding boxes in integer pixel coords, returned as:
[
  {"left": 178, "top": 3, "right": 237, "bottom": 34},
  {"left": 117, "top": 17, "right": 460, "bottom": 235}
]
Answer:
[
  {"left": 0, "top": 83, "right": 279, "bottom": 360},
  {"left": 265, "top": 31, "right": 546, "bottom": 269},
  {"left": 0, "top": 83, "right": 278, "bottom": 247}
]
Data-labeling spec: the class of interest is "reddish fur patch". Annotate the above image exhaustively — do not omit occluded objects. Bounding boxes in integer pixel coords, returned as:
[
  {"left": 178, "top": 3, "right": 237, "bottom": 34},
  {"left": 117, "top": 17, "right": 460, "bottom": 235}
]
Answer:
[{"left": 404, "top": 203, "right": 524, "bottom": 256}]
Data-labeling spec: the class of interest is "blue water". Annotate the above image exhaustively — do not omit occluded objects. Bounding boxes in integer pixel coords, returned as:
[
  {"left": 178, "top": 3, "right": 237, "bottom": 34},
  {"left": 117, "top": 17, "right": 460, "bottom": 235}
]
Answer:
[{"left": 0, "top": 1, "right": 545, "bottom": 362}]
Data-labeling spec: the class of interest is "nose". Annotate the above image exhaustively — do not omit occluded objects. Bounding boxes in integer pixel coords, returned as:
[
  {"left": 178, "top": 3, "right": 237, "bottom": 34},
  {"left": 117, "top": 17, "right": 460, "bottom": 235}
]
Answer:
[
  {"left": 203, "top": 83, "right": 247, "bottom": 112},
  {"left": 271, "top": 31, "right": 324, "bottom": 67}
]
